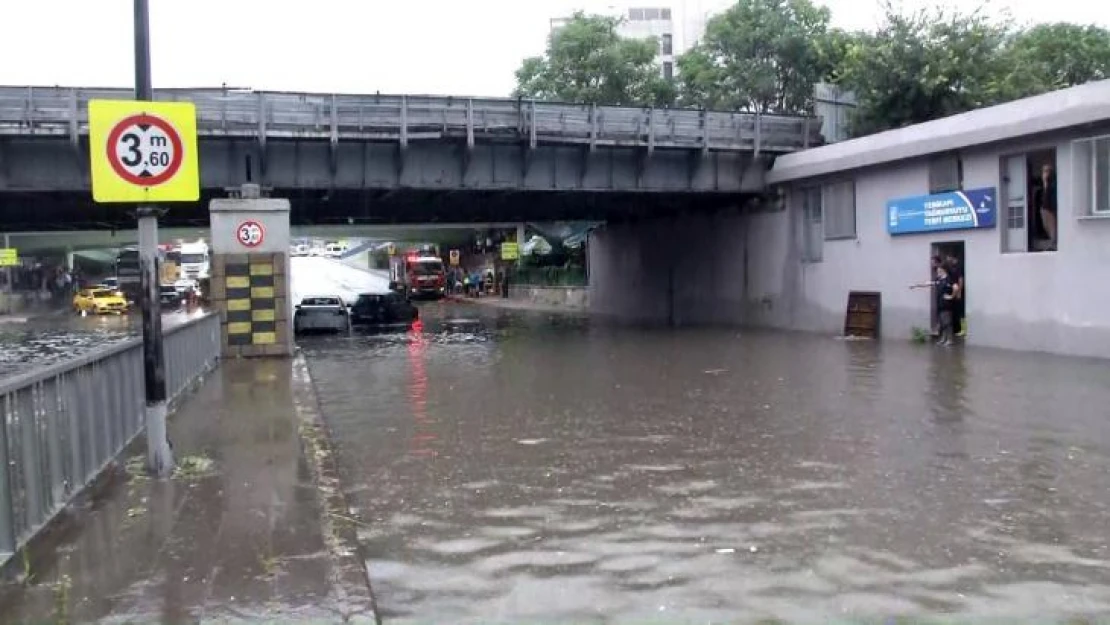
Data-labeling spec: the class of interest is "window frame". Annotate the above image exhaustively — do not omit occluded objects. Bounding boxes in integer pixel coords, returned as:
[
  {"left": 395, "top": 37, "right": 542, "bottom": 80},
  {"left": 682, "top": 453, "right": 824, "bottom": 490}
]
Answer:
[
  {"left": 662, "top": 61, "right": 674, "bottom": 81},
  {"left": 1091, "top": 136, "right": 1110, "bottom": 216},
  {"left": 928, "top": 154, "right": 963, "bottom": 194},
  {"left": 800, "top": 186, "right": 824, "bottom": 263},
  {"left": 661, "top": 33, "right": 673, "bottom": 55},
  {"left": 821, "top": 179, "right": 857, "bottom": 241}
]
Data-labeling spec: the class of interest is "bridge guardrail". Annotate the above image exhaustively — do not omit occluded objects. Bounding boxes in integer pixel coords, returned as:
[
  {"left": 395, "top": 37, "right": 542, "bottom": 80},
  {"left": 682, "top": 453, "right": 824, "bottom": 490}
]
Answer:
[
  {"left": 0, "top": 312, "right": 221, "bottom": 567},
  {"left": 0, "top": 86, "right": 822, "bottom": 152}
]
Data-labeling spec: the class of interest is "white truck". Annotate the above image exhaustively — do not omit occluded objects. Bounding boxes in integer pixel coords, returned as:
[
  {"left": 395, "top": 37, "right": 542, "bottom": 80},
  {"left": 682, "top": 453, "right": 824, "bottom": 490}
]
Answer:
[{"left": 178, "top": 241, "right": 211, "bottom": 281}]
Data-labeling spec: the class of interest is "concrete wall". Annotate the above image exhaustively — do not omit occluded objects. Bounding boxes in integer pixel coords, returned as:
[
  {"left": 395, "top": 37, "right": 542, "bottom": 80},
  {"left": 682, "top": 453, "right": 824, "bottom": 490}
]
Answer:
[
  {"left": 588, "top": 210, "right": 751, "bottom": 325},
  {"left": 508, "top": 285, "right": 589, "bottom": 310}
]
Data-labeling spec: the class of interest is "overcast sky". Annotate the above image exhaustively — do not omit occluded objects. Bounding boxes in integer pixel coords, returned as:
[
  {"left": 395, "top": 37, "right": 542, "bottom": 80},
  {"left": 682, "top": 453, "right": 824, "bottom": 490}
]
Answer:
[{"left": 2, "top": 0, "right": 1107, "bottom": 97}]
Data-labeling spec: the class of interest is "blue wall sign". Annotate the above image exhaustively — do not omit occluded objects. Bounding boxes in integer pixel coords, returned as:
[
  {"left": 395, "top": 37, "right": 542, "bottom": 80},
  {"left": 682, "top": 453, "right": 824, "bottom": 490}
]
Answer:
[{"left": 887, "top": 187, "right": 997, "bottom": 235}]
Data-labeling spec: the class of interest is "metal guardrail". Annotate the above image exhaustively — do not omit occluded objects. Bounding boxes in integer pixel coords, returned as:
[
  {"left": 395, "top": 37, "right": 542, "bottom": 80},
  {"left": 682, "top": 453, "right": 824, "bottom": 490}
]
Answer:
[
  {"left": 0, "top": 312, "right": 221, "bottom": 565},
  {"left": 0, "top": 86, "right": 822, "bottom": 152}
]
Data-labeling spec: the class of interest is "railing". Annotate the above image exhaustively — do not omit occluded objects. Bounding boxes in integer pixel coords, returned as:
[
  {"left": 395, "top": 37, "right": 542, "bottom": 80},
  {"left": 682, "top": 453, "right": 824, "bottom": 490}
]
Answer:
[
  {"left": 510, "top": 265, "right": 588, "bottom": 288},
  {"left": 0, "top": 312, "right": 221, "bottom": 565},
  {"left": 0, "top": 86, "right": 823, "bottom": 152}
]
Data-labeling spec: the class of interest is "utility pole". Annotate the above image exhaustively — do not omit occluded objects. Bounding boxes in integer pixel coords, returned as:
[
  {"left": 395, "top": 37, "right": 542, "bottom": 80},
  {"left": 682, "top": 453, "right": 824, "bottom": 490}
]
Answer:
[{"left": 134, "top": 0, "right": 173, "bottom": 477}]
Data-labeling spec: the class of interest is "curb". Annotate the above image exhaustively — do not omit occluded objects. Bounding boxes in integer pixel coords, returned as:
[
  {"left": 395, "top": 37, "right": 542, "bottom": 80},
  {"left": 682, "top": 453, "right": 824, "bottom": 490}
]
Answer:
[{"left": 291, "top": 355, "right": 381, "bottom": 625}]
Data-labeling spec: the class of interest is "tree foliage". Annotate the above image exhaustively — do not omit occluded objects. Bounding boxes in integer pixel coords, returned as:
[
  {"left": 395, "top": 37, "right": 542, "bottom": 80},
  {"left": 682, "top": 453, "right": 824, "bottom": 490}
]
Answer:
[
  {"left": 991, "top": 23, "right": 1110, "bottom": 101},
  {"left": 513, "top": 12, "right": 675, "bottom": 107},
  {"left": 676, "top": 0, "right": 833, "bottom": 113},
  {"left": 512, "top": 2, "right": 1110, "bottom": 139},
  {"left": 835, "top": 4, "right": 1011, "bottom": 135}
]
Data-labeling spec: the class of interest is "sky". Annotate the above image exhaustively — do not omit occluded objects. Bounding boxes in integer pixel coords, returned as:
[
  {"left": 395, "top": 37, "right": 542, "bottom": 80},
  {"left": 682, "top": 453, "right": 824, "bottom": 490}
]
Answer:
[{"left": 2, "top": 0, "right": 1107, "bottom": 98}]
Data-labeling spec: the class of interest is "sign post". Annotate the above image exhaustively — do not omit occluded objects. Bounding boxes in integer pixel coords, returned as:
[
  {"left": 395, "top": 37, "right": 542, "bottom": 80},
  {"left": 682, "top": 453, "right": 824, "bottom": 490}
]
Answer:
[{"left": 86, "top": 0, "right": 200, "bottom": 477}]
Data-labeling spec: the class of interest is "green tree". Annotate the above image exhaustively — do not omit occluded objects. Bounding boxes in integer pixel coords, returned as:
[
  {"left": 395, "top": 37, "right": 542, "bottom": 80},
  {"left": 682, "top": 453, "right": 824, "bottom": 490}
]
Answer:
[
  {"left": 676, "top": 0, "right": 833, "bottom": 113},
  {"left": 835, "top": 3, "right": 1011, "bottom": 135},
  {"left": 991, "top": 23, "right": 1110, "bottom": 102},
  {"left": 513, "top": 12, "right": 675, "bottom": 107}
]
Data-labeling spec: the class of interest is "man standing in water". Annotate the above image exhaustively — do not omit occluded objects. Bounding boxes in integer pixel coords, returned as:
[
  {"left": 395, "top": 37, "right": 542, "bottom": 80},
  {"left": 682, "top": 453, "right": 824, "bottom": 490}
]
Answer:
[
  {"left": 945, "top": 254, "right": 965, "bottom": 338},
  {"left": 935, "top": 264, "right": 958, "bottom": 346}
]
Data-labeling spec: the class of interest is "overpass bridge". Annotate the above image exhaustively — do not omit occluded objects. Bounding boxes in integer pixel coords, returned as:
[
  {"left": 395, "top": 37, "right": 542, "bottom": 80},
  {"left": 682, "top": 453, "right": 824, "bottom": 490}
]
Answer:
[{"left": 0, "top": 86, "right": 821, "bottom": 231}]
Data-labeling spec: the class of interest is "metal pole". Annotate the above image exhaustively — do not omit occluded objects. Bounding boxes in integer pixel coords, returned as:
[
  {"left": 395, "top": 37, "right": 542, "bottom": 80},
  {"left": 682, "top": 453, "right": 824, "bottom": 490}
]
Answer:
[
  {"left": 3, "top": 233, "right": 11, "bottom": 315},
  {"left": 134, "top": 0, "right": 173, "bottom": 477}
]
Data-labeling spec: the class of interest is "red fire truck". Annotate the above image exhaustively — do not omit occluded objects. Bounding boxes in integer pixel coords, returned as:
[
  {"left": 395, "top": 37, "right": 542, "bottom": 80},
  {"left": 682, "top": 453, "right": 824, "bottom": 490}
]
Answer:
[{"left": 389, "top": 250, "right": 446, "bottom": 300}]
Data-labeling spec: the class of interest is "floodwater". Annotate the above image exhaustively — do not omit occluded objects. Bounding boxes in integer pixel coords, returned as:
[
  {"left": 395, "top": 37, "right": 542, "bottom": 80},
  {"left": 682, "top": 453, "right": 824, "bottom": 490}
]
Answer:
[
  {"left": 0, "top": 308, "right": 210, "bottom": 379},
  {"left": 300, "top": 303, "right": 1110, "bottom": 624}
]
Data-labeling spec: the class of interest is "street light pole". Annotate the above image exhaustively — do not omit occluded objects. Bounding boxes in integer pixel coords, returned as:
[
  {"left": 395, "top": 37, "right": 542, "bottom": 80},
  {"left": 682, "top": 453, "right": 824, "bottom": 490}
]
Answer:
[{"left": 134, "top": 0, "right": 173, "bottom": 477}]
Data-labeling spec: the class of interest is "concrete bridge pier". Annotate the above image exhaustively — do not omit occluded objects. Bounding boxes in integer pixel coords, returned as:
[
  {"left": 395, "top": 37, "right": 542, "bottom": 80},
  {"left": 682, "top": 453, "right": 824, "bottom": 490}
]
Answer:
[
  {"left": 209, "top": 184, "right": 294, "bottom": 358},
  {"left": 587, "top": 208, "right": 762, "bottom": 327}
]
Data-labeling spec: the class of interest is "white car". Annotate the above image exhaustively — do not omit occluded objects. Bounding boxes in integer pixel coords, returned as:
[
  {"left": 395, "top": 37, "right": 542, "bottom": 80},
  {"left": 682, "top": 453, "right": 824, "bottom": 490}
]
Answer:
[{"left": 293, "top": 295, "right": 351, "bottom": 334}]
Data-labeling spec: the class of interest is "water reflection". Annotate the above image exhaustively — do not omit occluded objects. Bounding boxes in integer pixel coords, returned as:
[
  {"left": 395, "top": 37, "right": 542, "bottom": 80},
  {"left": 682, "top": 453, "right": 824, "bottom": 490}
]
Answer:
[{"left": 302, "top": 305, "right": 1110, "bottom": 623}]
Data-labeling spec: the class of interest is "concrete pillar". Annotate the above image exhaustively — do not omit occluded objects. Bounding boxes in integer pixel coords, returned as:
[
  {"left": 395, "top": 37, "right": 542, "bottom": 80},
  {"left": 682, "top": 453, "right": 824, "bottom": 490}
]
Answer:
[
  {"left": 65, "top": 249, "right": 75, "bottom": 272},
  {"left": 516, "top": 223, "right": 526, "bottom": 267},
  {"left": 209, "top": 184, "right": 293, "bottom": 358}
]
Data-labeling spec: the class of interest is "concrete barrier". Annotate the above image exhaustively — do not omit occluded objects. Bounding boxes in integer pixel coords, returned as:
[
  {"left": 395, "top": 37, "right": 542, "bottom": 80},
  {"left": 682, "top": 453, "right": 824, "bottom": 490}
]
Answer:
[{"left": 508, "top": 285, "right": 588, "bottom": 310}]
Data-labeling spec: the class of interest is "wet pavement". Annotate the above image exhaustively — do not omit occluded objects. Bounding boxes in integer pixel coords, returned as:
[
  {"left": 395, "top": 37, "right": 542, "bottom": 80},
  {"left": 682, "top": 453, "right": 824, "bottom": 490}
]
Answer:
[
  {"left": 0, "top": 359, "right": 375, "bottom": 624},
  {"left": 299, "top": 302, "right": 1110, "bottom": 623},
  {"left": 0, "top": 308, "right": 209, "bottom": 379}
]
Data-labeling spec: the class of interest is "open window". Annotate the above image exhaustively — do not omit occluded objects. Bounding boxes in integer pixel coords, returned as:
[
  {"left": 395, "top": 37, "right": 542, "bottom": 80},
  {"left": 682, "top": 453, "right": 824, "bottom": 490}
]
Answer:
[{"left": 1001, "top": 148, "right": 1057, "bottom": 253}]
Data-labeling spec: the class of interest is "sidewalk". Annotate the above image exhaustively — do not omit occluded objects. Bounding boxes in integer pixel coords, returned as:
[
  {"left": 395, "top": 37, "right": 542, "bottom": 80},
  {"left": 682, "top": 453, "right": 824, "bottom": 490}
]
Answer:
[{"left": 0, "top": 358, "right": 376, "bottom": 624}]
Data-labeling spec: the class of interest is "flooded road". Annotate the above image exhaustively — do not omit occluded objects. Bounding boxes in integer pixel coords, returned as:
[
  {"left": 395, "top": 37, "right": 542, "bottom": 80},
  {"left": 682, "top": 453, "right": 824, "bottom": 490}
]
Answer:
[
  {"left": 299, "top": 303, "right": 1110, "bottom": 623},
  {"left": 0, "top": 309, "right": 210, "bottom": 378}
]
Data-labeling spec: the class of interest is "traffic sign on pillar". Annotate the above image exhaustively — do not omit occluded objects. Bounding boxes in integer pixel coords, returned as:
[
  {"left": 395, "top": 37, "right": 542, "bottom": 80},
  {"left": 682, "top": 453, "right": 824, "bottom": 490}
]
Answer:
[{"left": 88, "top": 99, "right": 200, "bottom": 203}]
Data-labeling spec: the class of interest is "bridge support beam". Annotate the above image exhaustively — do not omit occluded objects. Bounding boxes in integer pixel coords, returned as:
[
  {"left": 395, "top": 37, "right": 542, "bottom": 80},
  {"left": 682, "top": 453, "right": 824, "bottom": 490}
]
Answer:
[{"left": 209, "top": 184, "right": 294, "bottom": 359}]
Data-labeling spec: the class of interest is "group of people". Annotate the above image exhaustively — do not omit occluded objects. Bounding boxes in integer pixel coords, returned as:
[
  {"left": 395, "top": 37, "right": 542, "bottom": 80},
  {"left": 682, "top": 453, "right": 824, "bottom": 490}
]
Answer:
[
  {"left": 1, "top": 263, "right": 82, "bottom": 298},
  {"left": 910, "top": 254, "right": 965, "bottom": 346},
  {"left": 446, "top": 266, "right": 510, "bottom": 298}
]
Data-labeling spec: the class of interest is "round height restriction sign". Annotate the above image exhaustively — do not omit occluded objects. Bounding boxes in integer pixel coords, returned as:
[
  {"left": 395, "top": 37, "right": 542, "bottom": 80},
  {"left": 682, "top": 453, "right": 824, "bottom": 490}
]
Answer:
[
  {"left": 236, "top": 221, "right": 265, "bottom": 248},
  {"left": 105, "top": 113, "right": 184, "bottom": 186}
]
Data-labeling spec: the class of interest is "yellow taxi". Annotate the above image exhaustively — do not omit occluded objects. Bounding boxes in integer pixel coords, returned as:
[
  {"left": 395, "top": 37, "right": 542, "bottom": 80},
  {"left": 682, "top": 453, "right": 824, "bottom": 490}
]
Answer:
[{"left": 73, "top": 288, "right": 129, "bottom": 315}]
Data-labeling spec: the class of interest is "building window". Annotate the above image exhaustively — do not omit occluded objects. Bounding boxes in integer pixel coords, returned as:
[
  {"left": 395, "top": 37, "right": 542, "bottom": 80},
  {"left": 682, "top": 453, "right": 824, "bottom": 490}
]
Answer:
[
  {"left": 661, "top": 33, "right": 673, "bottom": 55},
  {"left": 661, "top": 8, "right": 672, "bottom": 19},
  {"left": 662, "top": 62, "right": 674, "bottom": 81},
  {"left": 801, "top": 187, "right": 823, "bottom": 263},
  {"left": 644, "top": 8, "right": 661, "bottom": 20},
  {"left": 629, "top": 8, "right": 645, "bottom": 20},
  {"left": 929, "top": 154, "right": 963, "bottom": 193},
  {"left": 1094, "top": 137, "right": 1110, "bottom": 215},
  {"left": 822, "top": 181, "right": 857, "bottom": 239}
]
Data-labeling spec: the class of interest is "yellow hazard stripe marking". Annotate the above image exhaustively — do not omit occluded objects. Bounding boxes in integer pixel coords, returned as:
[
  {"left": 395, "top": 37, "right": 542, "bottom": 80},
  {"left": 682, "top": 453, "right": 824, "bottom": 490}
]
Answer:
[
  {"left": 252, "top": 332, "right": 277, "bottom": 345},
  {"left": 250, "top": 263, "right": 274, "bottom": 276},
  {"left": 227, "top": 298, "right": 251, "bottom": 312},
  {"left": 227, "top": 276, "right": 250, "bottom": 289},
  {"left": 252, "top": 309, "right": 276, "bottom": 322},
  {"left": 251, "top": 286, "right": 274, "bottom": 299},
  {"left": 227, "top": 321, "right": 252, "bottom": 334}
]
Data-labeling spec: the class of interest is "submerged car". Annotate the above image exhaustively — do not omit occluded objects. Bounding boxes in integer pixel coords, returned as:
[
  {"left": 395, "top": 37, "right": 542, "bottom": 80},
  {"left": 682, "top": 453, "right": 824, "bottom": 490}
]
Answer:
[
  {"left": 160, "top": 285, "right": 184, "bottom": 308},
  {"left": 73, "top": 288, "right": 129, "bottom": 315},
  {"left": 350, "top": 291, "right": 419, "bottom": 326},
  {"left": 294, "top": 296, "right": 351, "bottom": 334}
]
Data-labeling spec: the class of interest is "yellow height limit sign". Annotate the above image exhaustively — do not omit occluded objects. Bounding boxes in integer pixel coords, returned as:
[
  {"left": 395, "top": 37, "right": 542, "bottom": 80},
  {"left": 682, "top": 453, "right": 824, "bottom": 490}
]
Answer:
[{"left": 88, "top": 99, "right": 200, "bottom": 203}]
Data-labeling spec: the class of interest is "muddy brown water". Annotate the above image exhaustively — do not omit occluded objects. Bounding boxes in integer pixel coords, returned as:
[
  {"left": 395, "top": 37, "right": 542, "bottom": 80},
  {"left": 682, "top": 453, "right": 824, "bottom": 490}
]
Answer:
[{"left": 298, "top": 303, "right": 1110, "bottom": 624}]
